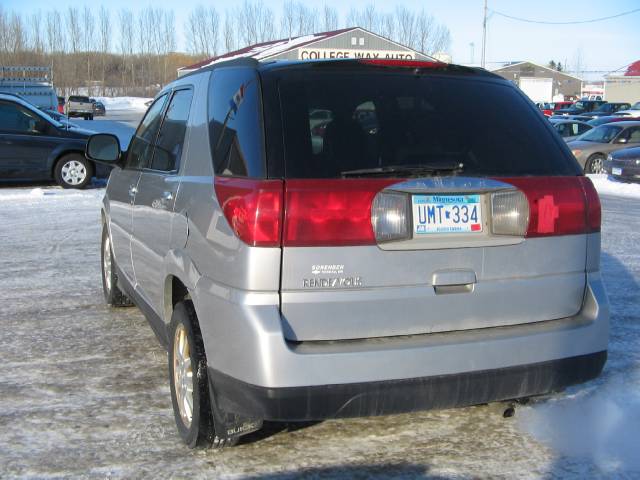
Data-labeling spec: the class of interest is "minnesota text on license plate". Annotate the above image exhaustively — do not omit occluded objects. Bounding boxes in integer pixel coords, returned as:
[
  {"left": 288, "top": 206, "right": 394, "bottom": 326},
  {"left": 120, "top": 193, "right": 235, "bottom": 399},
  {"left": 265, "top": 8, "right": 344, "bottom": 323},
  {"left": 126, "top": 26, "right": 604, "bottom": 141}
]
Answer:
[{"left": 412, "top": 195, "right": 483, "bottom": 234}]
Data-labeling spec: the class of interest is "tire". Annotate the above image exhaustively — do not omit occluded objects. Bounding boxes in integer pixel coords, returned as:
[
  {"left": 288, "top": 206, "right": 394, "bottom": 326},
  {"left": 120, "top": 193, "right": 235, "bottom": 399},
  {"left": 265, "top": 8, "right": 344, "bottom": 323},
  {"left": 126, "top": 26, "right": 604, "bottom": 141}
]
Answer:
[
  {"left": 585, "top": 154, "right": 606, "bottom": 174},
  {"left": 101, "top": 224, "right": 133, "bottom": 307},
  {"left": 169, "top": 301, "right": 226, "bottom": 449},
  {"left": 54, "top": 153, "right": 93, "bottom": 189}
]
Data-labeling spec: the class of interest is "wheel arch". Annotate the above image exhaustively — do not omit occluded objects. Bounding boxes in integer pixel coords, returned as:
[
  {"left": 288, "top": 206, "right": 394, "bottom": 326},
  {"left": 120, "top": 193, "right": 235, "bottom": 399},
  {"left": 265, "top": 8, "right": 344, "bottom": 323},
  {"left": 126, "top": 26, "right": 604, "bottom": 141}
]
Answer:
[
  {"left": 50, "top": 149, "right": 91, "bottom": 176},
  {"left": 164, "top": 274, "right": 193, "bottom": 328}
]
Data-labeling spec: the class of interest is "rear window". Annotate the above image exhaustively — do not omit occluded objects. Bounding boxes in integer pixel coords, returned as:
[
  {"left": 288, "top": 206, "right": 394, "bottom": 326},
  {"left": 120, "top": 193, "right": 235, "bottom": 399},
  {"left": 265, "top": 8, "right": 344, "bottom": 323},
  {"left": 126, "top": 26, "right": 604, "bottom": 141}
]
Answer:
[
  {"left": 69, "top": 96, "right": 90, "bottom": 102},
  {"left": 277, "top": 70, "right": 580, "bottom": 178}
]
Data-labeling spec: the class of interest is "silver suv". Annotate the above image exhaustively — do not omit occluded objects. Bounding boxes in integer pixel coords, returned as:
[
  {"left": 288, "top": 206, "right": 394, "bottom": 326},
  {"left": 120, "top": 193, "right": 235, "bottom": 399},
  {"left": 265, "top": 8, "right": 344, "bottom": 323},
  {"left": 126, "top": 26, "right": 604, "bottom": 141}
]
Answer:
[{"left": 87, "top": 58, "right": 609, "bottom": 449}]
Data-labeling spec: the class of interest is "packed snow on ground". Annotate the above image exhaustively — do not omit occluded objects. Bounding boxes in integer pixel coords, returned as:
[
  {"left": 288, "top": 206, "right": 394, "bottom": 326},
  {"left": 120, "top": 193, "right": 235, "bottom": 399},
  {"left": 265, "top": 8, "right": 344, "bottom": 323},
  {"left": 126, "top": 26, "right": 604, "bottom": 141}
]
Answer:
[
  {"left": 92, "top": 96, "right": 152, "bottom": 111},
  {"left": 0, "top": 186, "right": 639, "bottom": 479},
  {"left": 588, "top": 173, "right": 640, "bottom": 199}
]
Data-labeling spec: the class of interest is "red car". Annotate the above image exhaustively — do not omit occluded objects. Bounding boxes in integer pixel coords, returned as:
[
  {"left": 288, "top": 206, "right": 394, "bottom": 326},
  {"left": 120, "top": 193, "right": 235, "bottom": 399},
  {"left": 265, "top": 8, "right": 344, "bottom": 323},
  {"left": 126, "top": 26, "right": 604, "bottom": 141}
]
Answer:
[{"left": 540, "top": 101, "right": 574, "bottom": 117}]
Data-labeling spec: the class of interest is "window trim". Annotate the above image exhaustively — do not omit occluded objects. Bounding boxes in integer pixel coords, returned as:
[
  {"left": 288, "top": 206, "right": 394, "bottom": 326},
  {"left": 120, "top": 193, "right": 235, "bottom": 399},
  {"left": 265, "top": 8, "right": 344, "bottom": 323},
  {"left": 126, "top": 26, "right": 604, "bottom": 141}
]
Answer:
[
  {"left": 142, "top": 85, "right": 194, "bottom": 175},
  {"left": 122, "top": 92, "right": 170, "bottom": 171}
]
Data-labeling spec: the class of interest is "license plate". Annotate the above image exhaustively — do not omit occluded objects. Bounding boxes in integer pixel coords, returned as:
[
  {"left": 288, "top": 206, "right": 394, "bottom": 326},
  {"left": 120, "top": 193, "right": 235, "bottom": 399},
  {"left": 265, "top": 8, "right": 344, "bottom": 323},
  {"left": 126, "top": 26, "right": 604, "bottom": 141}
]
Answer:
[
  {"left": 412, "top": 194, "right": 483, "bottom": 235},
  {"left": 612, "top": 167, "right": 622, "bottom": 176}
]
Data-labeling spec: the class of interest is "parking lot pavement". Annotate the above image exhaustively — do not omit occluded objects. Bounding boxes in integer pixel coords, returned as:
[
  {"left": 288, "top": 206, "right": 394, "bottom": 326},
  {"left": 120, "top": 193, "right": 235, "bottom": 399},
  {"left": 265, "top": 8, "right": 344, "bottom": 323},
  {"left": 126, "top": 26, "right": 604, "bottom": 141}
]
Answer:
[{"left": 0, "top": 187, "right": 638, "bottom": 479}]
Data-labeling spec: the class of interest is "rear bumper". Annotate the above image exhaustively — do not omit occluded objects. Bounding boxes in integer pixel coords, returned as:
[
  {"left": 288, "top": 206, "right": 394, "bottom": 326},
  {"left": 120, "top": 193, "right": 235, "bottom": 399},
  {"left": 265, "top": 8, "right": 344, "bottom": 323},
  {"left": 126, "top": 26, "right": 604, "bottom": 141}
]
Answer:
[
  {"left": 210, "top": 351, "right": 606, "bottom": 421},
  {"left": 604, "top": 160, "right": 640, "bottom": 180},
  {"left": 195, "top": 272, "right": 609, "bottom": 420}
]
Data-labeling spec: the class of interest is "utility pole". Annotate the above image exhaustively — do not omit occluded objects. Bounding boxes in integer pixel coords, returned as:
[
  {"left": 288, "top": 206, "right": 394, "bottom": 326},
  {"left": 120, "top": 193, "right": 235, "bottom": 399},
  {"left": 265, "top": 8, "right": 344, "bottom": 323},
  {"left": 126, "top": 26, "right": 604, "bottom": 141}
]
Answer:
[{"left": 481, "top": 0, "right": 488, "bottom": 68}]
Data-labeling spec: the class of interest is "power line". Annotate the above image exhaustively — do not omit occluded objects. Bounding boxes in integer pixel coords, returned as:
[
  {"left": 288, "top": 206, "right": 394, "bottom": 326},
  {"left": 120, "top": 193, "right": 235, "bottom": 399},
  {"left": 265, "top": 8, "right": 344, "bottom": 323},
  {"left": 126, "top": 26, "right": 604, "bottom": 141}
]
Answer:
[{"left": 490, "top": 7, "right": 640, "bottom": 25}]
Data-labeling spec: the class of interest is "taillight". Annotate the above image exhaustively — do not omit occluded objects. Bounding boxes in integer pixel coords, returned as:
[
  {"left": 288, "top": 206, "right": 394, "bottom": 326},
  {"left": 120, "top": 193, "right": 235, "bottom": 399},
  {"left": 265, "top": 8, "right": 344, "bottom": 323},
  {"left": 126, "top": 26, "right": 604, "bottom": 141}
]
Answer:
[
  {"left": 497, "top": 177, "right": 599, "bottom": 237},
  {"left": 372, "top": 191, "right": 411, "bottom": 242},
  {"left": 579, "top": 176, "right": 602, "bottom": 233},
  {"left": 491, "top": 190, "right": 529, "bottom": 236},
  {"left": 283, "top": 179, "right": 397, "bottom": 247},
  {"left": 214, "top": 177, "right": 283, "bottom": 247}
]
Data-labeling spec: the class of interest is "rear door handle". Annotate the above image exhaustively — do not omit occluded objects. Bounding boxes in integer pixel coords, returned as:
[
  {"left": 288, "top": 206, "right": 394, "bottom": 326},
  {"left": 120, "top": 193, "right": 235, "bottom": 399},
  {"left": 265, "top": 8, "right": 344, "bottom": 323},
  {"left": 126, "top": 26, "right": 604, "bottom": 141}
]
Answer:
[
  {"left": 161, "top": 191, "right": 173, "bottom": 201},
  {"left": 432, "top": 269, "right": 477, "bottom": 286}
]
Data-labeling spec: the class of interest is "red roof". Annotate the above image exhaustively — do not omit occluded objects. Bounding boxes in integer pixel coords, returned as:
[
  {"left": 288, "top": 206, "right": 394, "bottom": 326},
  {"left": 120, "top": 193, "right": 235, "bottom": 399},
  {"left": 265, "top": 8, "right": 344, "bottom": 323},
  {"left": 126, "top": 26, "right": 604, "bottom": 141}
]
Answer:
[
  {"left": 180, "top": 28, "right": 358, "bottom": 72},
  {"left": 626, "top": 61, "right": 640, "bottom": 76}
]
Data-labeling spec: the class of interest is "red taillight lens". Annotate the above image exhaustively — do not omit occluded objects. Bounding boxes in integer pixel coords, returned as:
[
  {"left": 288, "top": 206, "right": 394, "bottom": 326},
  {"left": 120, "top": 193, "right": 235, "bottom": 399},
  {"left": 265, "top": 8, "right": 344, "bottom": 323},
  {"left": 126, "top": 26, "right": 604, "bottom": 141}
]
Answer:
[
  {"left": 579, "top": 176, "right": 602, "bottom": 233},
  {"left": 497, "top": 176, "right": 599, "bottom": 237},
  {"left": 283, "top": 179, "right": 397, "bottom": 246},
  {"left": 214, "top": 177, "right": 283, "bottom": 247}
]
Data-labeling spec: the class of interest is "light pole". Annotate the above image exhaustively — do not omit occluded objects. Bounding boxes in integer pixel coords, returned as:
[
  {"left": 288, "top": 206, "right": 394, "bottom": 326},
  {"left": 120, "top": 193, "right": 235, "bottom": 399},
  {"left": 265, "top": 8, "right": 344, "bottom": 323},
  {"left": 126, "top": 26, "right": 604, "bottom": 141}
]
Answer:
[{"left": 481, "top": 0, "right": 488, "bottom": 68}]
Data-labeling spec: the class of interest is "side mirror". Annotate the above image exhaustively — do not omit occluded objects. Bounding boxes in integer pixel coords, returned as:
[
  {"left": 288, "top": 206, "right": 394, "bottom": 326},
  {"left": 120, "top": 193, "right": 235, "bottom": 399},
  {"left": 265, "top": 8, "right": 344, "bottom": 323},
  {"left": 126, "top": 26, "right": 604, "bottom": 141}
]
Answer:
[{"left": 86, "top": 133, "right": 123, "bottom": 167}]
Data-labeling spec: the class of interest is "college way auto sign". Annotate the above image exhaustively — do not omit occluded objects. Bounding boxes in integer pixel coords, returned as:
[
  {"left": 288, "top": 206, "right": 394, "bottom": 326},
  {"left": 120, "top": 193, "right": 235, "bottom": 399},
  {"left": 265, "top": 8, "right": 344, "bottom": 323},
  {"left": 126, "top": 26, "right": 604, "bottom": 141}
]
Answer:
[{"left": 299, "top": 48, "right": 415, "bottom": 60}]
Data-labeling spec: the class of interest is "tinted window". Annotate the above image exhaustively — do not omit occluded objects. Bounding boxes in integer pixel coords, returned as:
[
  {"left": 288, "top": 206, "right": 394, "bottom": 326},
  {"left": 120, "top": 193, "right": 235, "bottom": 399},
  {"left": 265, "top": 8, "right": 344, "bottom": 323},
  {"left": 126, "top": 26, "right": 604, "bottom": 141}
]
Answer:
[
  {"left": 277, "top": 70, "right": 580, "bottom": 178},
  {"left": 580, "top": 125, "right": 622, "bottom": 143},
  {"left": 69, "top": 96, "right": 90, "bottom": 102},
  {"left": 619, "top": 126, "right": 640, "bottom": 144},
  {"left": 577, "top": 123, "right": 591, "bottom": 134},
  {"left": 126, "top": 94, "right": 168, "bottom": 169},
  {"left": 151, "top": 89, "right": 193, "bottom": 172},
  {"left": 0, "top": 101, "right": 43, "bottom": 134},
  {"left": 209, "top": 68, "right": 265, "bottom": 177}
]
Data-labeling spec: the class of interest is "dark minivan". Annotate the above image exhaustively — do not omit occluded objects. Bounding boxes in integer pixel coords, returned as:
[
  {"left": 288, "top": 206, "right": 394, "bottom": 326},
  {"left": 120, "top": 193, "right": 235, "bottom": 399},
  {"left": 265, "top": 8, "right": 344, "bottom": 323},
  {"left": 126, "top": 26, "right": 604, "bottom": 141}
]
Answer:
[{"left": 0, "top": 93, "right": 106, "bottom": 188}]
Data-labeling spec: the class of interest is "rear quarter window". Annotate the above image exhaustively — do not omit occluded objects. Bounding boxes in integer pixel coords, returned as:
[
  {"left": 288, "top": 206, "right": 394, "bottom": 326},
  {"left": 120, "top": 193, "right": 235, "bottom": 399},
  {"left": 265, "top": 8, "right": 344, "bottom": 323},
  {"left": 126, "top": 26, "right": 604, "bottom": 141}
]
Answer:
[
  {"left": 208, "top": 68, "right": 265, "bottom": 178},
  {"left": 274, "top": 69, "right": 581, "bottom": 178}
]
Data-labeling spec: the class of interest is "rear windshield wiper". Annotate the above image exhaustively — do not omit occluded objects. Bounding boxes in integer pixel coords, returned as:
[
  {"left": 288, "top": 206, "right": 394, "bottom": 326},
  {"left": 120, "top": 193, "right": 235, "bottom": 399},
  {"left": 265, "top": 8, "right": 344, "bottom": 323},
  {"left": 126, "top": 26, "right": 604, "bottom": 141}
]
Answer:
[{"left": 341, "top": 162, "right": 464, "bottom": 178}]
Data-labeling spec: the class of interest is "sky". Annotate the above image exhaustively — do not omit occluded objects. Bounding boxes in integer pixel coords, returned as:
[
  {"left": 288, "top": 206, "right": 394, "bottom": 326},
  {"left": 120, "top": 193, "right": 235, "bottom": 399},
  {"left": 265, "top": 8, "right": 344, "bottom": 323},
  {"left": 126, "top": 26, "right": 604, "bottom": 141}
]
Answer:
[{"left": 4, "top": 0, "right": 640, "bottom": 79}]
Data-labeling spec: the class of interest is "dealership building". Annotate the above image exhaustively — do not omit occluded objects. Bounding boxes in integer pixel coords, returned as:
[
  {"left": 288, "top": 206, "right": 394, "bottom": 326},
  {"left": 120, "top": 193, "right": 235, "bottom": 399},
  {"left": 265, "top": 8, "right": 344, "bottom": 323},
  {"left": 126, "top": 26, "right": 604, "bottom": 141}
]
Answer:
[
  {"left": 604, "top": 61, "right": 640, "bottom": 103},
  {"left": 492, "top": 61, "right": 583, "bottom": 103},
  {"left": 178, "top": 27, "right": 435, "bottom": 76}
]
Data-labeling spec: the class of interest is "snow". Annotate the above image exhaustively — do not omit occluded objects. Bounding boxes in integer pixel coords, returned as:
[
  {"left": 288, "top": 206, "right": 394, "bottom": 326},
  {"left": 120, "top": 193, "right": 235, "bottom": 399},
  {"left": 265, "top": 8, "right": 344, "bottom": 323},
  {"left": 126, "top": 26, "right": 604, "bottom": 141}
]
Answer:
[
  {"left": 588, "top": 173, "right": 640, "bottom": 199},
  {"left": 0, "top": 187, "right": 639, "bottom": 478},
  {"left": 92, "top": 96, "right": 152, "bottom": 111},
  {"left": 206, "top": 34, "right": 322, "bottom": 66}
]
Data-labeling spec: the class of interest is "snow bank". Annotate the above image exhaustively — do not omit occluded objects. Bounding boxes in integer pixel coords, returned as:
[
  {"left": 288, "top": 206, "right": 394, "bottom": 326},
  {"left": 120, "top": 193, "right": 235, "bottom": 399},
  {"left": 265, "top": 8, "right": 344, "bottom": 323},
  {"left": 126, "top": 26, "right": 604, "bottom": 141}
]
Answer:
[
  {"left": 588, "top": 174, "right": 640, "bottom": 199},
  {"left": 92, "top": 96, "right": 152, "bottom": 111},
  {"left": 518, "top": 380, "right": 640, "bottom": 474}
]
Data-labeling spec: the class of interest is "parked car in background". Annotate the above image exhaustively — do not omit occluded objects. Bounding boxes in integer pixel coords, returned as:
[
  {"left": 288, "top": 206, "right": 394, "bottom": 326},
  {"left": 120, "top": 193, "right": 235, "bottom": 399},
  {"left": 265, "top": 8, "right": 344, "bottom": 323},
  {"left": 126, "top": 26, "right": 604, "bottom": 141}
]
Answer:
[
  {"left": 549, "top": 118, "right": 592, "bottom": 142},
  {"left": 92, "top": 99, "right": 106, "bottom": 116},
  {"left": 583, "top": 102, "right": 631, "bottom": 118},
  {"left": 551, "top": 114, "right": 593, "bottom": 122},
  {"left": 605, "top": 146, "right": 640, "bottom": 181},
  {"left": 587, "top": 116, "right": 630, "bottom": 127},
  {"left": 540, "top": 101, "right": 573, "bottom": 116},
  {"left": 554, "top": 100, "right": 607, "bottom": 116},
  {"left": 567, "top": 121, "right": 640, "bottom": 173},
  {"left": 0, "top": 93, "right": 106, "bottom": 188},
  {"left": 615, "top": 102, "right": 640, "bottom": 118},
  {"left": 66, "top": 95, "right": 94, "bottom": 120},
  {"left": 88, "top": 58, "right": 607, "bottom": 449}
]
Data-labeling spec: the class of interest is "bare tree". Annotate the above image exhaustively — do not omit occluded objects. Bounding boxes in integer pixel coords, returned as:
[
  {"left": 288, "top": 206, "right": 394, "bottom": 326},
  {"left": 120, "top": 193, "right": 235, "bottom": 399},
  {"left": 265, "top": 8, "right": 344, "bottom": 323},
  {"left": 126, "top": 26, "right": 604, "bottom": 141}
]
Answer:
[
  {"left": 320, "top": 5, "right": 338, "bottom": 32},
  {"left": 223, "top": 10, "right": 236, "bottom": 53},
  {"left": 281, "top": 0, "right": 296, "bottom": 39},
  {"left": 186, "top": 5, "right": 220, "bottom": 57},
  {"left": 29, "top": 11, "right": 44, "bottom": 56},
  {"left": 395, "top": 6, "right": 416, "bottom": 48},
  {"left": 118, "top": 9, "right": 134, "bottom": 92},
  {"left": 98, "top": 6, "right": 110, "bottom": 95}
]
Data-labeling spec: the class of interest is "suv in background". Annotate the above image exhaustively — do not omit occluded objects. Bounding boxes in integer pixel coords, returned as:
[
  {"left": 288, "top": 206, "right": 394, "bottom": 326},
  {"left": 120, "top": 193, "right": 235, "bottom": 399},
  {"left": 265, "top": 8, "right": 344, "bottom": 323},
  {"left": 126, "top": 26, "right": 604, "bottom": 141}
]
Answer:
[
  {"left": 0, "top": 93, "right": 107, "bottom": 188},
  {"left": 66, "top": 95, "right": 94, "bottom": 120},
  {"left": 583, "top": 102, "right": 632, "bottom": 118},
  {"left": 554, "top": 100, "right": 607, "bottom": 116},
  {"left": 88, "top": 58, "right": 608, "bottom": 449}
]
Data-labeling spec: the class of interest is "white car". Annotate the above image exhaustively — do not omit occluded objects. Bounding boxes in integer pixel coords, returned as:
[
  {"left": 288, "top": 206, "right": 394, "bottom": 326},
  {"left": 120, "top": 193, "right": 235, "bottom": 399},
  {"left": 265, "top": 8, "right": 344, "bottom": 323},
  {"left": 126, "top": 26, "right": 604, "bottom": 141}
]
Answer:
[{"left": 615, "top": 101, "right": 640, "bottom": 118}]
